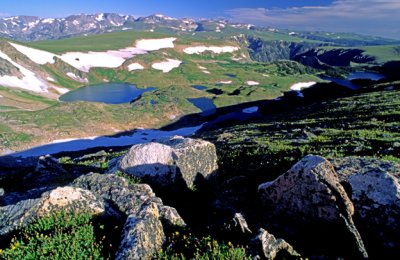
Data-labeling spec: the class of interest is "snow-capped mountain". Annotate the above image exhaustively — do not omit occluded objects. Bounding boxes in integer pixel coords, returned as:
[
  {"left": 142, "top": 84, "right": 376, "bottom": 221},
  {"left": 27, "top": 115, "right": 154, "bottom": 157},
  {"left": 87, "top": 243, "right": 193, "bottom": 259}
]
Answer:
[{"left": 0, "top": 13, "right": 136, "bottom": 41}]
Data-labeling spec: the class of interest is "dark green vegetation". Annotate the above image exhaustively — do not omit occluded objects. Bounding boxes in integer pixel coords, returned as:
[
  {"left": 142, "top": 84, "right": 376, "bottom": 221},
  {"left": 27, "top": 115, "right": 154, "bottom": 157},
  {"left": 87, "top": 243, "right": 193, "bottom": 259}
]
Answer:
[
  {"left": 0, "top": 211, "right": 103, "bottom": 259},
  {"left": 199, "top": 83, "right": 400, "bottom": 182}
]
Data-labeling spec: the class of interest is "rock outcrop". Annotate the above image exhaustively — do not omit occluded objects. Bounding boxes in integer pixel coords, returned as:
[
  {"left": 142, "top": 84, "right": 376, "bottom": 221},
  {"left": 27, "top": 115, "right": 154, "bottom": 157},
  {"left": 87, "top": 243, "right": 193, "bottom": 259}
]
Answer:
[
  {"left": 258, "top": 155, "right": 368, "bottom": 258},
  {"left": 73, "top": 173, "right": 186, "bottom": 259},
  {"left": 0, "top": 186, "right": 104, "bottom": 235},
  {"left": 117, "top": 136, "right": 218, "bottom": 191},
  {"left": 249, "top": 228, "right": 300, "bottom": 260},
  {"left": 332, "top": 157, "right": 400, "bottom": 256}
]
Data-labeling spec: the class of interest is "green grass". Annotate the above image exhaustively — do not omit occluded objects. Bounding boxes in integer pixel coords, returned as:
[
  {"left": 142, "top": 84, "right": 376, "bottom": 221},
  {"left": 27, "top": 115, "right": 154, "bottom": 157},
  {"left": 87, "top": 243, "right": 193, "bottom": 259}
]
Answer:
[
  {"left": 26, "top": 30, "right": 173, "bottom": 53},
  {"left": 0, "top": 211, "right": 103, "bottom": 259},
  {"left": 322, "top": 45, "right": 400, "bottom": 63},
  {"left": 199, "top": 84, "right": 400, "bottom": 180},
  {"left": 156, "top": 232, "right": 250, "bottom": 260}
]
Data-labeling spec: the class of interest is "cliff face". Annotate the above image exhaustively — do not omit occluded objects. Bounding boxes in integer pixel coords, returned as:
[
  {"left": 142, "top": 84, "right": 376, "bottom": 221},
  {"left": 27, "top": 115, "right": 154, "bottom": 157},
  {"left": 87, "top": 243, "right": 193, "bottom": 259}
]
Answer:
[
  {"left": 247, "top": 37, "right": 376, "bottom": 68},
  {"left": 247, "top": 37, "right": 320, "bottom": 62}
]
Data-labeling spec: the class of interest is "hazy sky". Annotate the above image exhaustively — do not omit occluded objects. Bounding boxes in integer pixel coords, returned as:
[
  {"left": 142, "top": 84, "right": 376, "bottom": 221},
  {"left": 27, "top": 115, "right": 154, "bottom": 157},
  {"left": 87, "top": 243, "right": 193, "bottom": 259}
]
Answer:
[{"left": 1, "top": 0, "right": 398, "bottom": 39}]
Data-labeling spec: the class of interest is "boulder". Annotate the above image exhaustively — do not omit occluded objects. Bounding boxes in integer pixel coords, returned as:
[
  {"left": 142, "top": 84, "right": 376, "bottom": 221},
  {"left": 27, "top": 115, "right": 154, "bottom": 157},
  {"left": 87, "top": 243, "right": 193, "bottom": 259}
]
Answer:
[
  {"left": 0, "top": 186, "right": 104, "bottom": 235},
  {"left": 73, "top": 173, "right": 186, "bottom": 258},
  {"left": 222, "top": 212, "right": 252, "bottom": 236},
  {"left": 249, "top": 228, "right": 300, "bottom": 260},
  {"left": 35, "top": 154, "right": 67, "bottom": 175},
  {"left": 116, "top": 202, "right": 165, "bottom": 260},
  {"left": 331, "top": 157, "right": 400, "bottom": 256},
  {"left": 258, "top": 155, "right": 368, "bottom": 258},
  {"left": 117, "top": 136, "right": 218, "bottom": 190}
]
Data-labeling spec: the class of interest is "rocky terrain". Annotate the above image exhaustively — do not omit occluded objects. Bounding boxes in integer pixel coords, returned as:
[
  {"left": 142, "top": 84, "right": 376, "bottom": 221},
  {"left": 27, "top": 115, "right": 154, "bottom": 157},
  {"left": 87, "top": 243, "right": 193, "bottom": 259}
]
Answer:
[{"left": 1, "top": 80, "right": 399, "bottom": 258}]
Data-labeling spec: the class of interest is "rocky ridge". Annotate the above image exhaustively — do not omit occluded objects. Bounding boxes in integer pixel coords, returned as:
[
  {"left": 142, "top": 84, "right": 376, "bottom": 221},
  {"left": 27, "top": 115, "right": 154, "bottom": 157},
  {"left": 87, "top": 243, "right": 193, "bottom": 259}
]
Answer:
[{"left": 0, "top": 135, "right": 399, "bottom": 259}]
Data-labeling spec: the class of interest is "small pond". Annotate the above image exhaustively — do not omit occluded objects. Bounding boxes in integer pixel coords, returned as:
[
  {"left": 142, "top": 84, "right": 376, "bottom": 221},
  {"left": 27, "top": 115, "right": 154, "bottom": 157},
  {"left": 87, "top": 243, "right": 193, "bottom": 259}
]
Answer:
[
  {"left": 320, "top": 72, "right": 386, "bottom": 89},
  {"left": 187, "top": 97, "right": 217, "bottom": 116},
  {"left": 192, "top": 85, "right": 207, "bottom": 91},
  {"left": 59, "top": 83, "right": 156, "bottom": 104}
]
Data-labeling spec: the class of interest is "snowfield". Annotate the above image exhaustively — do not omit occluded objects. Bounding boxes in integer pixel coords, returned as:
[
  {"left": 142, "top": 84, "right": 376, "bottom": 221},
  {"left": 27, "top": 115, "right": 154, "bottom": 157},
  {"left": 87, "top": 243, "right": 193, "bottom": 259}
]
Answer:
[
  {"left": 52, "top": 86, "right": 70, "bottom": 94},
  {"left": 9, "top": 42, "right": 56, "bottom": 65},
  {"left": 0, "top": 50, "right": 48, "bottom": 92},
  {"left": 290, "top": 81, "right": 316, "bottom": 91},
  {"left": 219, "top": 80, "right": 232, "bottom": 84},
  {"left": 128, "top": 63, "right": 145, "bottom": 71},
  {"left": 135, "top": 38, "right": 176, "bottom": 51},
  {"left": 183, "top": 46, "right": 239, "bottom": 54},
  {"left": 152, "top": 59, "right": 182, "bottom": 73},
  {"left": 246, "top": 81, "right": 260, "bottom": 86},
  {"left": 10, "top": 38, "right": 176, "bottom": 73},
  {"left": 59, "top": 51, "right": 127, "bottom": 72}
]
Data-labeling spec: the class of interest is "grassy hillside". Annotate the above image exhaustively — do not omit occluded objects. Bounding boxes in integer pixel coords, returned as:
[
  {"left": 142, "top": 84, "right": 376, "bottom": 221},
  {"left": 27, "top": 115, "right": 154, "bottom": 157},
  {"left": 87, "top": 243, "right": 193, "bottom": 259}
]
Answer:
[{"left": 199, "top": 82, "right": 400, "bottom": 180}]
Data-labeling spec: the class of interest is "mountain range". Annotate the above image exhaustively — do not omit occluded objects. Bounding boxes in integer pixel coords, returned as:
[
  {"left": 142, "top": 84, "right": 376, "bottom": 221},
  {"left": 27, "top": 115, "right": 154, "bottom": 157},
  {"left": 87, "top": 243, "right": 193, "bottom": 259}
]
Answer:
[{"left": 1, "top": 13, "right": 399, "bottom": 46}]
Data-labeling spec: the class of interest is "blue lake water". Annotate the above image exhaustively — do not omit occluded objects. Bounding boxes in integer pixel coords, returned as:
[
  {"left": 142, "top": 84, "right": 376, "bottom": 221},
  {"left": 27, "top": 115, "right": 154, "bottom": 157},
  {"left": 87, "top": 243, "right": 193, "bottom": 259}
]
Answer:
[
  {"left": 59, "top": 83, "right": 156, "bottom": 104},
  {"left": 187, "top": 97, "right": 217, "bottom": 116},
  {"left": 192, "top": 85, "right": 207, "bottom": 91},
  {"left": 320, "top": 72, "right": 385, "bottom": 89}
]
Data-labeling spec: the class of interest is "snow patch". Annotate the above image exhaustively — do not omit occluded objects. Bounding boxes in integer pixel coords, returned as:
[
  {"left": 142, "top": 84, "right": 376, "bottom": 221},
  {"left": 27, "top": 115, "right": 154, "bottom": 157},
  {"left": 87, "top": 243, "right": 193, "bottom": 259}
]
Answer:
[
  {"left": 202, "top": 71, "right": 211, "bottom": 74},
  {"left": 47, "top": 77, "right": 55, "bottom": 82},
  {"left": 135, "top": 38, "right": 176, "bottom": 51},
  {"left": 290, "top": 81, "right": 316, "bottom": 91},
  {"left": 9, "top": 42, "right": 56, "bottom": 65},
  {"left": 152, "top": 59, "right": 182, "bottom": 73},
  {"left": 219, "top": 80, "right": 232, "bottom": 84},
  {"left": 95, "top": 13, "right": 104, "bottom": 22},
  {"left": 246, "top": 81, "right": 259, "bottom": 86},
  {"left": 41, "top": 18, "right": 55, "bottom": 24},
  {"left": 9, "top": 124, "right": 204, "bottom": 158},
  {"left": 0, "top": 50, "right": 48, "bottom": 92},
  {"left": 184, "top": 46, "right": 239, "bottom": 55},
  {"left": 128, "top": 63, "right": 144, "bottom": 71},
  {"left": 53, "top": 86, "right": 70, "bottom": 94}
]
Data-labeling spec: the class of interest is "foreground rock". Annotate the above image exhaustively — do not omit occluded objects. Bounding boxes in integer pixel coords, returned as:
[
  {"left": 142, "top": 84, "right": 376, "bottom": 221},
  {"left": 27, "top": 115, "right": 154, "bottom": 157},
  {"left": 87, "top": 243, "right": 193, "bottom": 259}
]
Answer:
[
  {"left": 0, "top": 172, "right": 185, "bottom": 259},
  {"left": 258, "top": 155, "right": 368, "bottom": 258},
  {"left": 73, "top": 173, "right": 186, "bottom": 259},
  {"left": 332, "top": 157, "right": 400, "bottom": 256},
  {"left": 250, "top": 228, "right": 300, "bottom": 259},
  {"left": 0, "top": 186, "right": 104, "bottom": 235},
  {"left": 117, "top": 136, "right": 218, "bottom": 191}
]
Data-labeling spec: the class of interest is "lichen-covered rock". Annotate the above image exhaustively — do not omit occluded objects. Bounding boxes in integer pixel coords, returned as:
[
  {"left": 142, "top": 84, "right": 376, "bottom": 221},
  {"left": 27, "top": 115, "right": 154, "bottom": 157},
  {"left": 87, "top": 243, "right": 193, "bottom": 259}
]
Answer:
[
  {"left": 249, "top": 228, "right": 300, "bottom": 260},
  {"left": 73, "top": 172, "right": 161, "bottom": 215},
  {"left": 258, "top": 155, "right": 368, "bottom": 258},
  {"left": 116, "top": 202, "right": 165, "bottom": 260},
  {"left": 332, "top": 157, "right": 400, "bottom": 255},
  {"left": 117, "top": 136, "right": 218, "bottom": 190},
  {"left": 73, "top": 173, "right": 186, "bottom": 258},
  {"left": 0, "top": 186, "right": 104, "bottom": 235},
  {"left": 222, "top": 212, "right": 252, "bottom": 235},
  {"left": 36, "top": 186, "right": 104, "bottom": 216}
]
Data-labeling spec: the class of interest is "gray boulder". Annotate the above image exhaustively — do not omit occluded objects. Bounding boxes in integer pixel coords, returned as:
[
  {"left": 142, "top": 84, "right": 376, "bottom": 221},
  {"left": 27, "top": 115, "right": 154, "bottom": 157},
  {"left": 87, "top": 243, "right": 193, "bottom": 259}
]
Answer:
[
  {"left": 35, "top": 154, "right": 67, "bottom": 175},
  {"left": 116, "top": 202, "right": 165, "bottom": 260},
  {"left": 0, "top": 186, "right": 104, "bottom": 235},
  {"left": 250, "top": 228, "right": 300, "bottom": 260},
  {"left": 73, "top": 173, "right": 186, "bottom": 259},
  {"left": 258, "top": 155, "right": 368, "bottom": 258},
  {"left": 332, "top": 157, "right": 400, "bottom": 254},
  {"left": 117, "top": 136, "right": 218, "bottom": 190}
]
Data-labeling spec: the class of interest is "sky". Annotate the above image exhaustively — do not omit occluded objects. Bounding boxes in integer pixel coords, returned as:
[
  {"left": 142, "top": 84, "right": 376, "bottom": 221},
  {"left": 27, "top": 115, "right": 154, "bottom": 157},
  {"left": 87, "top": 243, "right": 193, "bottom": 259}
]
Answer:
[{"left": 0, "top": 0, "right": 399, "bottom": 39}]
